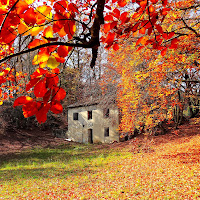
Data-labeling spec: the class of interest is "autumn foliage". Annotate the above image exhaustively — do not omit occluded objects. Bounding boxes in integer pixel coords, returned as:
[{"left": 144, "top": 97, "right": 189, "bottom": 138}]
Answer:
[{"left": 0, "top": 0, "right": 199, "bottom": 124}]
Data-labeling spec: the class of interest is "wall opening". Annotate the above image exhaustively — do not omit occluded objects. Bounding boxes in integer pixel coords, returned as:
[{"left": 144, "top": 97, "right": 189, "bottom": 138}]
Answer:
[
  {"left": 88, "top": 111, "right": 92, "bottom": 120},
  {"left": 73, "top": 113, "right": 78, "bottom": 120},
  {"left": 104, "top": 127, "right": 109, "bottom": 137},
  {"left": 88, "top": 129, "right": 93, "bottom": 144}
]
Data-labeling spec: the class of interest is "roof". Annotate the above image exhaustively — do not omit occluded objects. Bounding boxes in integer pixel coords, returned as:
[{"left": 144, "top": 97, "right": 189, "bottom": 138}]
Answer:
[{"left": 67, "top": 99, "right": 100, "bottom": 108}]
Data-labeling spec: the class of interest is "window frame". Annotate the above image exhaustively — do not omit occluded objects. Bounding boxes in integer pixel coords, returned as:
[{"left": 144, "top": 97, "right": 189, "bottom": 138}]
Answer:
[
  {"left": 73, "top": 112, "right": 79, "bottom": 120},
  {"left": 88, "top": 110, "right": 92, "bottom": 120},
  {"left": 104, "top": 127, "right": 109, "bottom": 137}
]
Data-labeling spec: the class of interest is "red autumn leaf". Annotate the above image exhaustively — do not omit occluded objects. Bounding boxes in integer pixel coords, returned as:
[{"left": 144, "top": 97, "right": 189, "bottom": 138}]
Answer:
[
  {"left": 171, "top": 38, "right": 178, "bottom": 45},
  {"left": 137, "top": 46, "right": 145, "bottom": 51},
  {"left": 9, "top": 13, "right": 20, "bottom": 26},
  {"left": 110, "top": 21, "right": 118, "bottom": 29},
  {"left": 104, "top": 14, "right": 113, "bottom": 21},
  {"left": 162, "top": 33, "right": 168, "bottom": 39},
  {"left": 162, "top": 0, "right": 168, "bottom": 6},
  {"left": 136, "top": 37, "right": 144, "bottom": 46},
  {"left": 0, "top": 27, "right": 16, "bottom": 44},
  {"left": 52, "top": 87, "right": 66, "bottom": 101},
  {"left": 46, "top": 74, "right": 59, "bottom": 89},
  {"left": 118, "top": 0, "right": 127, "bottom": 7},
  {"left": 43, "top": 89, "right": 52, "bottom": 103},
  {"left": 28, "top": 39, "right": 46, "bottom": 49},
  {"left": 16, "top": 1, "right": 29, "bottom": 15},
  {"left": 113, "top": 8, "right": 120, "bottom": 18},
  {"left": 57, "top": 45, "right": 69, "bottom": 57},
  {"left": 50, "top": 101, "right": 63, "bottom": 114},
  {"left": 34, "top": 79, "right": 48, "bottom": 97},
  {"left": 54, "top": 0, "right": 67, "bottom": 14},
  {"left": 155, "top": 24, "right": 163, "bottom": 34},
  {"left": 64, "top": 20, "right": 76, "bottom": 39},
  {"left": 26, "top": 78, "right": 40, "bottom": 92},
  {"left": 161, "top": 8, "right": 171, "bottom": 15},
  {"left": 22, "top": 101, "right": 38, "bottom": 118},
  {"left": 168, "top": 32, "right": 175, "bottom": 39},
  {"left": 103, "top": 23, "right": 111, "bottom": 33},
  {"left": 139, "top": 27, "right": 146, "bottom": 34},
  {"left": 132, "top": 23, "right": 140, "bottom": 32},
  {"left": 148, "top": 27, "right": 153, "bottom": 35},
  {"left": 53, "top": 53, "right": 66, "bottom": 63},
  {"left": 31, "top": 68, "right": 47, "bottom": 79},
  {"left": 169, "top": 38, "right": 178, "bottom": 49},
  {"left": 113, "top": 43, "right": 119, "bottom": 51},
  {"left": 52, "top": 68, "right": 60, "bottom": 74},
  {"left": 151, "top": 0, "right": 158, "bottom": 3},
  {"left": 105, "top": 5, "right": 112, "bottom": 10},
  {"left": 24, "top": 8, "right": 36, "bottom": 26},
  {"left": 13, "top": 96, "right": 33, "bottom": 108},
  {"left": 149, "top": 5, "right": 155, "bottom": 13},
  {"left": 35, "top": 103, "right": 50, "bottom": 123},
  {"left": 68, "top": 3, "right": 78, "bottom": 13},
  {"left": 105, "top": 32, "right": 115, "bottom": 45},
  {"left": 120, "top": 12, "right": 129, "bottom": 23},
  {"left": 161, "top": 47, "right": 167, "bottom": 56}
]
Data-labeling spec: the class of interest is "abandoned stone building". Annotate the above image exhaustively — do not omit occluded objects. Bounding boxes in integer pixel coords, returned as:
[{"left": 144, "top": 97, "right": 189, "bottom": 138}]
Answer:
[{"left": 66, "top": 100, "right": 119, "bottom": 143}]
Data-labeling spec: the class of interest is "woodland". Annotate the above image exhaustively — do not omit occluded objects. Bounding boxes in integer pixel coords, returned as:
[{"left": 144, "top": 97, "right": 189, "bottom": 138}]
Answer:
[
  {"left": 0, "top": 0, "right": 200, "bottom": 199},
  {"left": 0, "top": 0, "right": 199, "bottom": 133}
]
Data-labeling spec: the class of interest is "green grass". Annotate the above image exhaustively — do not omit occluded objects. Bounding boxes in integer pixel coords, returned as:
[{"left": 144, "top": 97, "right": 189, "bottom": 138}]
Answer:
[{"left": 0, "top": 136, "right": 200, "bottom": 199}]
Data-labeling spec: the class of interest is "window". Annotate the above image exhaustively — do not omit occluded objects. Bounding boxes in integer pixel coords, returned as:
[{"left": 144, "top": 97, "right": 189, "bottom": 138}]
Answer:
[
  {"left": 88, "top": 111, "right": 92, "bottom": 120},
  {"left": 103, "top": 108, "right": 109, "bottom": 118},
  {"left": 73, "top": 113, "right": 78, "bottom": 120},
  {"left": 104, "top": 127, "right": 109, "bottom": 137}
]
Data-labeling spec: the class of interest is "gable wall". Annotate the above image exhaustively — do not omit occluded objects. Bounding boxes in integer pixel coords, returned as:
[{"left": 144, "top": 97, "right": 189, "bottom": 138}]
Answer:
[{"left": 67, "top": 105, "right": 119, "bottom": 143}]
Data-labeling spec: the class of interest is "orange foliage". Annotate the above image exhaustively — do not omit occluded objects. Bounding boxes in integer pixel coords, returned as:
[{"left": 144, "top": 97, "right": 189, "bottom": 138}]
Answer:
[{"left": 0, "top": 0, "right": 199, "bottom": 122}]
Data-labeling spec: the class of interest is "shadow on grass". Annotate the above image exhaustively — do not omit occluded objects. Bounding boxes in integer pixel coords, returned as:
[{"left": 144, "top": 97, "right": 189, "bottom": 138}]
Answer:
[
  {"left": 0, "top": 166, "right": 98, "bottom": 182},
  {"left": 161, "top": 148, "right": 200, "bottom": 164},
  {"left": 0, "top": 143, "right": 118, "bottom": 183}
]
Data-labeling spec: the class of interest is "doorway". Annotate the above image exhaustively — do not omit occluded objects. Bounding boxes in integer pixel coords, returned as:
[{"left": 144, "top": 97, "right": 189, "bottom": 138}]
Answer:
[{"left": 88, "top": 129, "right": 93, "bottom": 144}]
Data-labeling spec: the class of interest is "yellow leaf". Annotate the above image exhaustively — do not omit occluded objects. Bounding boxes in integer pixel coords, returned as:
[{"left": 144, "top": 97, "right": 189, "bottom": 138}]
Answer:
[
  {"left": 32, "top": 52, "right": 49, "bottom": 65},
  {"left": 0, "top": 101, "right": 3, "bottom": 105},
  {"left": 47, "top": 56, "right": 60, "bottom": 69},
  {"left": 37, "top": 5, "right": 52, "bottom": 16},
  {"left": 29, "top": 26, "right": 44, "bottom": 36},
  {"left": 24, "top": 0, "right": 34, "bottom": 4},
  {"left": 39, "top": 61, "right": 47, "bottom": 68},
  {"left": 43, "top": 26, "right": 53, "bottom": 38}
]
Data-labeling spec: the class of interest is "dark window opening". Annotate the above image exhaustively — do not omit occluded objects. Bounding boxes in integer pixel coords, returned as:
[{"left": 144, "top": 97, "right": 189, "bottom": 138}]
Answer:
[
  {"left": 104, "top": 127, "right": 109, "bottom": 137},
  {"left": 88, "top": 111, "right": 92, "bottom": 120},
  {"left": 73, "top": 113, "right": 78, "bottom": 120},
  {"left": 104, "top": 108, "right": 109, "bottom": 118}
]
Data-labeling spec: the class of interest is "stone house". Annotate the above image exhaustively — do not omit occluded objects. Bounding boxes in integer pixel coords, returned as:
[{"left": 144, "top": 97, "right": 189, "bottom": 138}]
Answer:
[{"left": 66, "top": 100, "right": 119, "bottom": 143}]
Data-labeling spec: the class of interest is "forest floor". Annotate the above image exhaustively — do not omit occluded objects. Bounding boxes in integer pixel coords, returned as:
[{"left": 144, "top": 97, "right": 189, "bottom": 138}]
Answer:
[{"left": 0, "top": 117, "right": 200, "bottom": 199}]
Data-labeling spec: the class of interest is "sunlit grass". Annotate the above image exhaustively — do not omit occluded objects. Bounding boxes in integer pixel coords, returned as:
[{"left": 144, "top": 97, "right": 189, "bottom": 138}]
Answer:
[{"left": 0, "top": 134, "right": 200, "bottom": 199}]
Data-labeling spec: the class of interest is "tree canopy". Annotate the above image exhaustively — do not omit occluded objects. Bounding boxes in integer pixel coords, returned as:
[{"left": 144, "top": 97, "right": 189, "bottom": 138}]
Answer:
[{"left": 0, "top": 0, "right": 199, "bottom": 124}]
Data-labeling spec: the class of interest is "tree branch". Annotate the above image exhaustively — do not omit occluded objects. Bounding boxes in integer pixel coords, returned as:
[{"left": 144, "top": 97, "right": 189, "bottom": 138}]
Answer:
[
  {"left": 0, "top": 41, "right": 95, "bottom": 64},
  {"left": 0, "top": 0, "right": 20, "bottom": 34},
  {"left": 182, "top": 17, "right": 200, "bottom": 37}
]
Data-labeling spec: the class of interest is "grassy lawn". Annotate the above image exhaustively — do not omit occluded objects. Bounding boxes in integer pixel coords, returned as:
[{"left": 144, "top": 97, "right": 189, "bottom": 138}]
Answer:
[{"left": 0, "top": 134, "right": 200, "bottom": 199}]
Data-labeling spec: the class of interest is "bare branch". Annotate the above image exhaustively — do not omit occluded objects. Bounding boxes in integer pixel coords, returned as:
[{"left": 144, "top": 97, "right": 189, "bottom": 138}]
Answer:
[
  {"left": 0, "top": 0, "right": 20, "bottom": 34},
  {"left": 0, "top": 41, "right": 95, "bottom": 64},
  {"left": 182, "top": 17, "right": 200, "bottom": 37}
]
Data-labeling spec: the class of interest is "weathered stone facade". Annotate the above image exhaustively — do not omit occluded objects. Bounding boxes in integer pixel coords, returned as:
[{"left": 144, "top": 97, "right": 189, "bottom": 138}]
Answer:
[{"left": 66, "top": 102, "right": 119, "bottom": 143}]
